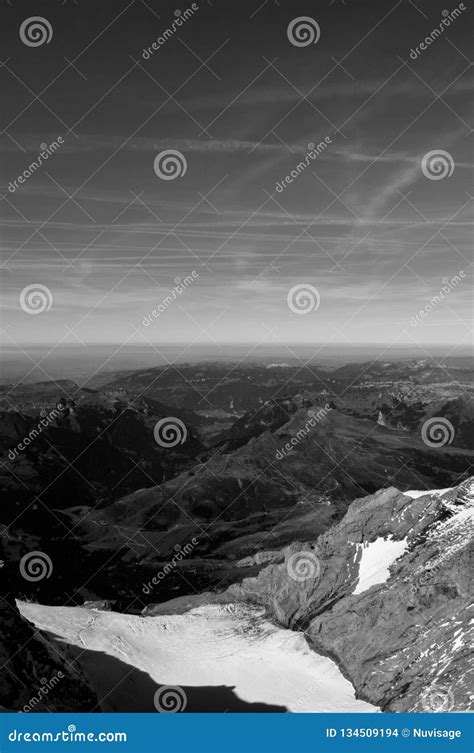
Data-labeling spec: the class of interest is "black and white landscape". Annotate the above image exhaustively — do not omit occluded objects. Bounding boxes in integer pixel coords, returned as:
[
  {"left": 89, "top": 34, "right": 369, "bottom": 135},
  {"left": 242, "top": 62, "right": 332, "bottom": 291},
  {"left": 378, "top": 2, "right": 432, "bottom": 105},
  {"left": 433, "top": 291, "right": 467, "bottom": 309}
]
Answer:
[{"left": 1, "top": 0, "right": 473, "bottom": 715}]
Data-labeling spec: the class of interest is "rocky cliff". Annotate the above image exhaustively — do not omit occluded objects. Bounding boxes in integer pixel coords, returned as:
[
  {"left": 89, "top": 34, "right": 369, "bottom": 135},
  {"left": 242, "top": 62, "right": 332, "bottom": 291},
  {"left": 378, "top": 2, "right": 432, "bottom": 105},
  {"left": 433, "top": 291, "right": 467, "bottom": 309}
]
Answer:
[{"left": 220, "top": 478, "right": 473, "bottom": 712}]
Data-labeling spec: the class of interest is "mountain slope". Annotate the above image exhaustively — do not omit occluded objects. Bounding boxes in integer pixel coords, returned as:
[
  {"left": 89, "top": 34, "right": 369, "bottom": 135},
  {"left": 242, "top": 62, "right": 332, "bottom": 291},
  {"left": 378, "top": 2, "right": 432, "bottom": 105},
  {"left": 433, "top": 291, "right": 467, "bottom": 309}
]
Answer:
[{"left": 218, "top": 478, "right": 473, "bottom": 712}]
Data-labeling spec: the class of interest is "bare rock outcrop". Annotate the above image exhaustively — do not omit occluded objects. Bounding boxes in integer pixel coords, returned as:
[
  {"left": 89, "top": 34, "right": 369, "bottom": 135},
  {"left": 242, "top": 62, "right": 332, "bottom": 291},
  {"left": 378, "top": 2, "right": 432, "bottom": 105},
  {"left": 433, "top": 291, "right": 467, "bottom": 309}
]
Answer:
[{"left": 222, "top": 478, "right": 473, "bottom": 712}]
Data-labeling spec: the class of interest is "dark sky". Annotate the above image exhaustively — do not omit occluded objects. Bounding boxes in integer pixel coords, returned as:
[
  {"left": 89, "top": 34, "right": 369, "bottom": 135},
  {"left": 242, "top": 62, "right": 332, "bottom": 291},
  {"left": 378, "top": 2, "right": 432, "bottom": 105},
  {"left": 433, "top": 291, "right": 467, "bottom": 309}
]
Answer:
[{"left": 1, "top": 0, "right": 472, "bottom": 350}]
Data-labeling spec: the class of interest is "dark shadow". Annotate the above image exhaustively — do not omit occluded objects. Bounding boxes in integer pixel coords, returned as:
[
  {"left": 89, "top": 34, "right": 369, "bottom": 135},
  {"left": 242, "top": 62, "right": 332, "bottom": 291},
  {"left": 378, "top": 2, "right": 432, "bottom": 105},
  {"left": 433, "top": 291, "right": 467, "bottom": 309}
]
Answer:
[{"left": 42, "top": 630, "right": 288, "bottom": 713}]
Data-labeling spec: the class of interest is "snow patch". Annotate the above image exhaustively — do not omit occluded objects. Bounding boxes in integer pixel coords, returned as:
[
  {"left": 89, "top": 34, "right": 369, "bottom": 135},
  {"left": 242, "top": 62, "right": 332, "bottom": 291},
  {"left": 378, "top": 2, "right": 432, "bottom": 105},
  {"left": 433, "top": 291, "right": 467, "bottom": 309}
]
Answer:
[
  {"left": 452, "top": 629, "right": 465, "bottom": 652},
  {"left": 18, "top": 601, "right": 378, "bottom": 713},
  {"left": 353, "top": 536, "right": 408, "bottom": 595},
  {"left": 404, "top": 488, "right": 453, "bottom": 499}
]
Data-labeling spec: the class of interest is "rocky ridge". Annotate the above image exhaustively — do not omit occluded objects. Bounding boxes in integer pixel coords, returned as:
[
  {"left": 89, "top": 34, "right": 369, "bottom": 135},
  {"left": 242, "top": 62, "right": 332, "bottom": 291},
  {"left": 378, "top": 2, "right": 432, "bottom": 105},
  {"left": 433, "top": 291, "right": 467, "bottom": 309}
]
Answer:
[{"left": 217, "top": 478, "right": 473, "bottom": 712}]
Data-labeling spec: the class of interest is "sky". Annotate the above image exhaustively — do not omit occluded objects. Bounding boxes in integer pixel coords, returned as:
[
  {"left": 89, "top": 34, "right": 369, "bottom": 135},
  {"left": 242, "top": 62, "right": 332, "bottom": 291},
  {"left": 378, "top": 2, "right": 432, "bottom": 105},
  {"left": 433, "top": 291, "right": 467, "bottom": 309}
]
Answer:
[{"left": 0, "top": 0, "right": 472, "bottom": 356}]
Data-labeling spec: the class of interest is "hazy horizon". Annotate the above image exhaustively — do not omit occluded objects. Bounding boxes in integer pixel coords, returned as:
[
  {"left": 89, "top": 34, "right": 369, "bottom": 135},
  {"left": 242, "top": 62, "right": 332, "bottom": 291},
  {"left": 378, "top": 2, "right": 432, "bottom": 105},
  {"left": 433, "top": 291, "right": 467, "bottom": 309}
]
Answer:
[{"left": 1, "top": 340, "right": 472, "bottom": 386}]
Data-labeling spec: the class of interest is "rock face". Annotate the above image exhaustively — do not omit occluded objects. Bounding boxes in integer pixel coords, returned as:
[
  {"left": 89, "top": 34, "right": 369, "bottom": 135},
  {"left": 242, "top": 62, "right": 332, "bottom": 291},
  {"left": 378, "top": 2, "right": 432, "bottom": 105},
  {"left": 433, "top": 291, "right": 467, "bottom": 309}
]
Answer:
[
  {"left": 222, "top": 478, "right": 473, "bottom": 712},
  {"left": 0, "top": 593, "right": 97, "bottom": 712}
]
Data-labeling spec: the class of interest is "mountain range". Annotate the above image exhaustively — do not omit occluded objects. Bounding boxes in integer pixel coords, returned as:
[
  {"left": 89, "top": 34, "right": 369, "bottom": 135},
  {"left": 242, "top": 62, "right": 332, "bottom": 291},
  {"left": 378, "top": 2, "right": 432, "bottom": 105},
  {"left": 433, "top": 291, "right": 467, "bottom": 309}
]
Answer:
[{"left": 1, "top": 357, "right": 472, "bottom": 712}]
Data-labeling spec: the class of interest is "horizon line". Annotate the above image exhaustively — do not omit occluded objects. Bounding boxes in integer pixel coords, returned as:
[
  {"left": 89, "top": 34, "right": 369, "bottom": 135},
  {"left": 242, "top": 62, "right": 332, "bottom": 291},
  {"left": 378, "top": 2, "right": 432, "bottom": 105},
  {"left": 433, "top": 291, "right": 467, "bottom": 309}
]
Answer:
[{"left": 1, "top": 342, "right": 472, "bottom": 350}]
